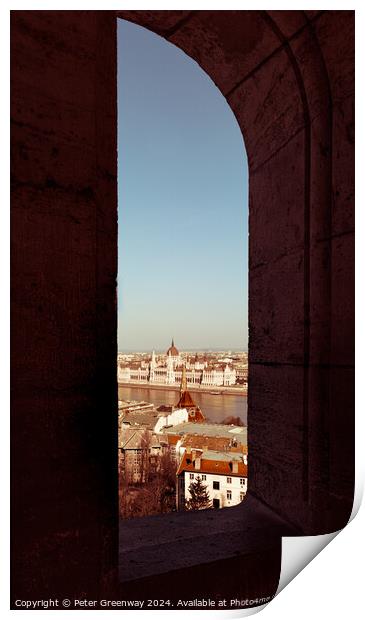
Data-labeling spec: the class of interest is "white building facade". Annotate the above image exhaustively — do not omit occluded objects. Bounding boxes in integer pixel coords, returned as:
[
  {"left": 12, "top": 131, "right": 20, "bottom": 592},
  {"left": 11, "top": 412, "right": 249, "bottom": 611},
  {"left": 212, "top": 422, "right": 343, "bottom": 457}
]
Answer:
[
  {"left": 118, "top": 341, "right": 237, "bottom": 387},
  {"left": 153, "top": 407, "right": 189, "bottom": 433},
  {"left": 177, "top": 450, "right": 248, "bottom": 510}
]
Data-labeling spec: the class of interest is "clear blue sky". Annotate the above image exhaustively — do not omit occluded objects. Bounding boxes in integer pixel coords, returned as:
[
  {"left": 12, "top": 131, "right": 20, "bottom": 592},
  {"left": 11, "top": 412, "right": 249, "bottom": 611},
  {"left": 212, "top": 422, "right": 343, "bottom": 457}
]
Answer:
[{"left": 117, "top": 19, "right": 248, "bottom": 352}]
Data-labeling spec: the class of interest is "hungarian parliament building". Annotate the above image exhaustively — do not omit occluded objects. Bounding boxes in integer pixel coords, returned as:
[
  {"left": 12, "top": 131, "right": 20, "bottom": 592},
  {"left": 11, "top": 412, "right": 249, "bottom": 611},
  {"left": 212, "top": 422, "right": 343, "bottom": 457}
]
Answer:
[{"left": 118, "top": 339, "right": 238, "bottom": 387}]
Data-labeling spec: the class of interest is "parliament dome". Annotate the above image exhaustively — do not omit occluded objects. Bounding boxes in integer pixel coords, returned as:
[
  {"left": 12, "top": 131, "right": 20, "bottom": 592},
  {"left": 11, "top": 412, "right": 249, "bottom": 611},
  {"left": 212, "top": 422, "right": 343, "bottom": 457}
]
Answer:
[{"left": 166, "top": 338, "right": 179, "bottom": 357}]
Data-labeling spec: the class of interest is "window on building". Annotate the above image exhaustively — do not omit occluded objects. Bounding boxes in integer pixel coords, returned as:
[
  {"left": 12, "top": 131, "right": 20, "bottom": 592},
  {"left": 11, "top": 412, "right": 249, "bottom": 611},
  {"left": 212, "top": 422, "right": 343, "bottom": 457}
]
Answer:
[
  {"left": 201, "top": 474, "right": 206, "bottom": 481},
  {"left": 227, "top": 490, "right": 232, "bottom": 500},
  {"left": 240, "top": 478, "right": 245, "bottom": 485},
  {"left": 190, "top": 473, "right": 194, "bottom": 480},
  {"left": 213, "top": 481, "right": 220, "bottom": 490},
  {"left": 240, "top": 492, "right": 245, "bottom": 502},
  {"left": 227, "top": 477, "right": 232, "bottom": 484}
]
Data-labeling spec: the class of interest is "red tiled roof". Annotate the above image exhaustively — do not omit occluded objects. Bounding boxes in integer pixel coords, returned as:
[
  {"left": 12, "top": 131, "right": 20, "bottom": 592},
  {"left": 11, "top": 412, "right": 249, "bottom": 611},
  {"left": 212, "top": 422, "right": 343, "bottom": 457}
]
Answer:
[
  {"left": 165, "top": 434, "right": 181, "bottom": 446},
  {"left": 188, "top": 407, "right": 205, "bottom": 423},
  {"left": 175, "top": 389, "right": 205, "bottom": 423},
  {"left": 177, "top": 452, "right": 247, "bottom": 477},
  {"left": 176, "top": 390, "right": 196, "bottom": 408}
]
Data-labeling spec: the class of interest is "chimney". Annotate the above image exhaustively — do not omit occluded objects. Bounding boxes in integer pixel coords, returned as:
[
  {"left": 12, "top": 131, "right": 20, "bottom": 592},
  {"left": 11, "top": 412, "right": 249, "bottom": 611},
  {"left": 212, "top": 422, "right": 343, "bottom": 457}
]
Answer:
[
  {"left": 232, "top": 461, "right": 238, "bottom": 473},
  {"left": 194, "top": 457, "right": 201, "bottom": 470},
  {"left": 243, "top": 454, "right": 248, "bottom": 465}
]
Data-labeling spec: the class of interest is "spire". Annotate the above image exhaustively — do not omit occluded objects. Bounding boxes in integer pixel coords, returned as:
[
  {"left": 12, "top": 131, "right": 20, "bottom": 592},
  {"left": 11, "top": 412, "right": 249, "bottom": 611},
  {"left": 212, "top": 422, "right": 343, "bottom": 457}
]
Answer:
[
  {"left": 176, "top": 364, "right": 205, "bottom": 423},
  {"left": 166, "top": 338, "right": 179, "bottom": 357}
]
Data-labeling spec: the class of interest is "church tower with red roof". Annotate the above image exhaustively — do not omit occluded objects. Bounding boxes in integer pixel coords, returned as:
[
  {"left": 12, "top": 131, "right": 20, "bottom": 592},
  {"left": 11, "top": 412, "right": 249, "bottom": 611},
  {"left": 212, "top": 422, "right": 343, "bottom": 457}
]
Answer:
[{"left": 176, "top": 366, "right": 205, "bottom": 423}]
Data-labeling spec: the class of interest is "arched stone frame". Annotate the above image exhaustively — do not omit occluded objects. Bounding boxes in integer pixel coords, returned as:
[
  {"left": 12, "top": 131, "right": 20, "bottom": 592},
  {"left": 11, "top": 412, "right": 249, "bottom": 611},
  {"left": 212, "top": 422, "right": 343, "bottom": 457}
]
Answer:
[
  {"left": 116, "top": 8, "right": 354, "bottom": 535},
  {"left": 11, "top": 9, "right": 354, "bottom": 606}
]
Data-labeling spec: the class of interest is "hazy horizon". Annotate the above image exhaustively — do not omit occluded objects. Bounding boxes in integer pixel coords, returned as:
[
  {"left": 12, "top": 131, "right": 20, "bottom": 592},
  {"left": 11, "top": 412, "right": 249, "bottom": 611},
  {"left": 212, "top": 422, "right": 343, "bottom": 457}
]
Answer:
[
  {"left": 117, "top": 19, "right": 248, "bottom": 352},
  {"left": 119, "top": 347, "right": 248, "bottom": 354}
]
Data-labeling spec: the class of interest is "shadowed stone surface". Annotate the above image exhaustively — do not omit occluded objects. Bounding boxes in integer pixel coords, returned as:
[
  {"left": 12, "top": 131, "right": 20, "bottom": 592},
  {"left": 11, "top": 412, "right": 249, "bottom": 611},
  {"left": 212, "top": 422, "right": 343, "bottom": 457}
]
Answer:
[
  {"left": 11, "top": 10, "right": 118, "bottom": 602},
  {"left": 119, "top": 495, "right": 296, "bottom": 583}
]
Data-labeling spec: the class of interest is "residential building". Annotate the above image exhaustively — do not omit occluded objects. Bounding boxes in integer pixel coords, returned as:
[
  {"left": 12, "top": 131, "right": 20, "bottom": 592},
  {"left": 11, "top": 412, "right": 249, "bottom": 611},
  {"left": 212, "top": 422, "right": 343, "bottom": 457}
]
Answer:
[
  {"left": 119, "top": 404, "right": 189, "bottom": 432},
  {"left": 119, "top": 428, "right": 167, "bottom": 483},
  {"left": 176, "top": 448, "right": 248, "bottom": 510}
]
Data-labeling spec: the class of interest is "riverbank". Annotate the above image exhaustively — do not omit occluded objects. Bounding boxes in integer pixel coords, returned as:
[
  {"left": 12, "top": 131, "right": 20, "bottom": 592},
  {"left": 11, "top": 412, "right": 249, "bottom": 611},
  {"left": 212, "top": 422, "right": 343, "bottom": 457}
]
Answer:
[
  {"left": 118, "top": 382, "right": 247, "bottom": 397},
  {"left": 119, "top": 384, "right": 247, "bottom": 425}
]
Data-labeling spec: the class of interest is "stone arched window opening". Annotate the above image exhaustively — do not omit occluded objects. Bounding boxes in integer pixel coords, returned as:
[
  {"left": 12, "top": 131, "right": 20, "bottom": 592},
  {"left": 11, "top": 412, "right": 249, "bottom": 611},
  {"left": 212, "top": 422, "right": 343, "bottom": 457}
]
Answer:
[
  {"left": 117, "top": 17, "right": 249, "bottom": 519},
  {"left": 116, "top": 10, "right": 354, "bottom": 591}
]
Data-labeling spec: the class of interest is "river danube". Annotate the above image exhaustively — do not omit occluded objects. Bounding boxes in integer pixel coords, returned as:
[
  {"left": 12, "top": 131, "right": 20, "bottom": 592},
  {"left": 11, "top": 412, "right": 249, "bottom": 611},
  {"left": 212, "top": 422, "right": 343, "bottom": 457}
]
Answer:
[{"left": 119, "top": 385, "right": 247, "bottom": 425}]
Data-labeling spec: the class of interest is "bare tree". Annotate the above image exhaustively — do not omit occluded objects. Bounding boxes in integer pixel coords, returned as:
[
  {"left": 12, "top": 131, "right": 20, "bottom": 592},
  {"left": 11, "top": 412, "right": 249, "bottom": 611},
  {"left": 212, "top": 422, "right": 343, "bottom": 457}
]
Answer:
[
  {"left": 152, "top": 450, "right": 177, "bottom": 513},
  {"left": 119, "top": 447, "right": 179, "bottom": 518},
  {"left": 139, "top": 429, "right": 151, "bottom": 484}
]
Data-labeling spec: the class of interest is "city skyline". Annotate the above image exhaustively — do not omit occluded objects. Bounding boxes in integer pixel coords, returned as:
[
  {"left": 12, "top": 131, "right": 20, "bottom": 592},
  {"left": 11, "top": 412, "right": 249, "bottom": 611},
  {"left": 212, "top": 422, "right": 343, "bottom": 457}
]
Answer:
[
  {"left": 117, "top": 19, "right": 248, "bottom": 352},
  {"left": 119, "top": 345, "right": 247, "bottom": 354}
]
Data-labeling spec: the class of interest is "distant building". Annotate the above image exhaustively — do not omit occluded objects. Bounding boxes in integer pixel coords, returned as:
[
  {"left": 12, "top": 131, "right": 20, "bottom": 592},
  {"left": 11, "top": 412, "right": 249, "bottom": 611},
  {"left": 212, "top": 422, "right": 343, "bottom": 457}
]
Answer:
[
  {"left": 178, "top": 433, "right": 247, "bottom": 457},
  {"left": 175, "top": 366, "right": 205, "bottom": 423},
  {"left": 165, "top": 338, "right": 181, "bottom": 366},
  {"left": 118, "top": 400, "right": 155, "bottom": 414},
  {"left": 119, "top": 371, "right": 205, "bottom": 430},
  {"left": 154, "top": 407, "right": 189, "bottom": 432},
  {"left": 176, "top": 448, "right": 248, "bottom": 510},
  {"left": 163, "top": 421, "right": 247, "bottom": 470},
  {"left": 118, "top": 338, "right": 237, "bottom": 387},
  {"left": 162, "top": 421, "right": 247, "bottom": 444},
  {"left": 119, "top": 428, "right": 167, "bottom": 483},
  {"left": 119, "top": 402, "right": 189, "bottom": 432}
]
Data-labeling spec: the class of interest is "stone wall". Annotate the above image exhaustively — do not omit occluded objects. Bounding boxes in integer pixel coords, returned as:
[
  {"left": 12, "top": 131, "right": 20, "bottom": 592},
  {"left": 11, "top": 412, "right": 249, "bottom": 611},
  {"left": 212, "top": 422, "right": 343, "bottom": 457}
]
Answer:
[
  {"left": 118, "top": 8, "right": 354, "bottom": 536},
  {"left": 11, "top": 10, "right": 118, "bottom": 601}
]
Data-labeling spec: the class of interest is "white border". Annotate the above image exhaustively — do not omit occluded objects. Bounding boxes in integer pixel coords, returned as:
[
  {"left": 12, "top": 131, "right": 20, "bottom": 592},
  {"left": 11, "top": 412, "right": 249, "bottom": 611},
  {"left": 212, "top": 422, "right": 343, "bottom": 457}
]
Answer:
[{"left": 2, "top": 2, "right": 362, "bottom": 618}]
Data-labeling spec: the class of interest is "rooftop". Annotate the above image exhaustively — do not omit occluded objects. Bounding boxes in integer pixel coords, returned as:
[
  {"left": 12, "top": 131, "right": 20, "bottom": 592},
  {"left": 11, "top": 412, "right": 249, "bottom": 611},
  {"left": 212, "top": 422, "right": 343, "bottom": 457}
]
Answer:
[
  {"left": 166, "top": 338, "right": 179, "bottom": 357},
  {"left": 199, "top": 450, "right": 244, "bottom": 462},
  {"left": 119, "top": 428, "right": 163, "bottom": 450},
  {"left": 120, "top": 409, "right": 161, "bottom": 429},
  {"left": 180, "top": 434, "right": 247, "bottom": 453},
  {"left": 162, "top": 422, "right": 247, "bottom": 443},
  {"left": 176, "top": 449, "right": 247, "bottom": 477}
]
